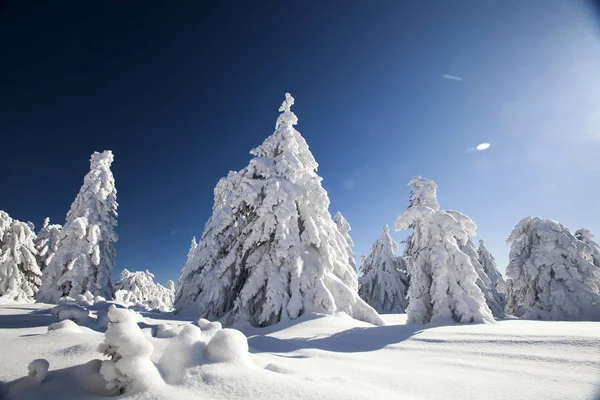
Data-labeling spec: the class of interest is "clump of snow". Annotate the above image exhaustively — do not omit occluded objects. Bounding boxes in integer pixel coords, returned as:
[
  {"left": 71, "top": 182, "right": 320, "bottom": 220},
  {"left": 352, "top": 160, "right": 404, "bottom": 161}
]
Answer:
[
  {"left": 48, "top": 319, "right": 82, "bottom": 332},
  {"left": 155, "top": 323, "right": 184, "bottom": 338},
  {"left": 114, "top": 269, "right": 174, "bottom": 312},
  {"left": 50, "top": 304, "right": 90, "bottom": 325},
  {"left": 175, "top": 93, "right": 383, "bottom": 327},
  {"left": 159, "top": 323, "right": 206, "bottom": 384},
  {"left": 27, "top": 359, "right": 49, "bottom": 384},
  {"left": 94, "top": 295, "right": 106, "bottom": 303},
  {"left": 37, "top": 150, "right": 118, "bottom": 303},
  {"left": 57, "top": 296, "right": 76, "bottom": 304},
  {"left": 205, "top": 328, "right": 249, "bottom": 363},
  {"left": 97, "top": 305, "right": 164, "bottom": 394}
]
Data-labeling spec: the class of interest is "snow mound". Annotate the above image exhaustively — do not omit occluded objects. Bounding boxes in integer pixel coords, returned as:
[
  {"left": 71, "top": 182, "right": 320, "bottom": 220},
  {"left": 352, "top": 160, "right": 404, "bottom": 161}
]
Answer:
[
  {"left": 155, "top": 323, "right": 184, "bottom": 338},
  {"left": 97, "top": 305, "right": 163, "bottom": 394},
  {"left": 205, "top": 329, "right": 249, "bottom": 363},
  {"left": 50, "top": 304, "right": 89, "bottom": 325},
  {"left": 159, "top": 324, "right": 205, "bottom": 384},
  {"left": 27, "top": 359, "right": 49, "bottom": 384},
  {"left": 57, "top": 296, "right": 76, "bottom": 304},
  {"left": 48, "top": 319, "right": 82, "bottom": 332}
]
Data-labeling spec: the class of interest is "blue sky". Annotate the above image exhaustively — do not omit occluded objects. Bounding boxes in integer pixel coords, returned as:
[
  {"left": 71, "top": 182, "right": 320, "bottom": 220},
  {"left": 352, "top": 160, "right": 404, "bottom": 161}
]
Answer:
[{"left": 1, "top": 1, "right": 599, "bottom": 284}]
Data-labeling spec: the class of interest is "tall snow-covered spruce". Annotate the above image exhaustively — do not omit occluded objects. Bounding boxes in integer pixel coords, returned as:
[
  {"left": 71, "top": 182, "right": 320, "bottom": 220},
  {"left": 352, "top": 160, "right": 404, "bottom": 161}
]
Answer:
[
  {"left": 35, "top": 218, "right": 62, "bottom": 271},
  {"left": 477, "top": 240, "right": 506, "bottom": 305},
  {"left": 37, "top": 151, "right": 118, "bottom": 303},
  {"left": 0, "top": 215, "right": 42, "bottom": 302},
  {"left": 358, "top": 225, "right": 409, "bottom": 313},
  {"left": 175, "top": 93, "right": 383, "bottom": 327},
  {"left": 505, "top": 217, "right": 600, "bottom": 321},
  {"left": 395, "top": 177, "right": 493, "bottom": 324},
  {"left": 333, "top": 212, "right": 357, "bottom": 273}
]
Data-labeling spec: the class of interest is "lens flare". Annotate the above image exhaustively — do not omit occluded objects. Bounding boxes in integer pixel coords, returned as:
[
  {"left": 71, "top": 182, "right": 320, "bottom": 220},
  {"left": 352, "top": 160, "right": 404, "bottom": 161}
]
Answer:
[{"left": 476, "top": 143, "right": 491, "bottom": 151}]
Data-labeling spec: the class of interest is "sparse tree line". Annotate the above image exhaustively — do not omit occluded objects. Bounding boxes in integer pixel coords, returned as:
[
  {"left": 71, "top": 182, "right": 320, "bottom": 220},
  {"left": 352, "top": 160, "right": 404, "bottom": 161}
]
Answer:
[{"left": 1, "top": 93, "right": 599, "bottom": 325}]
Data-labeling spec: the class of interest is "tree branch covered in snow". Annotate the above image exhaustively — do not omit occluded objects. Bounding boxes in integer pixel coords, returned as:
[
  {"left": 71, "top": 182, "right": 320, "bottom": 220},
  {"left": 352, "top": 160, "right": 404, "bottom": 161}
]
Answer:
[{"left": 175, "top": 93, "right": 383, "bottom": 327}]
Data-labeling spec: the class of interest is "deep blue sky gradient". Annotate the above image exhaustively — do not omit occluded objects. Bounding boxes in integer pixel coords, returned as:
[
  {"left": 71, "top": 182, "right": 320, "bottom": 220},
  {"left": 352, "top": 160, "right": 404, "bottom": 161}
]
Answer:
[{"left": 1, "top": 1, "right": 599, "bottom": 284}]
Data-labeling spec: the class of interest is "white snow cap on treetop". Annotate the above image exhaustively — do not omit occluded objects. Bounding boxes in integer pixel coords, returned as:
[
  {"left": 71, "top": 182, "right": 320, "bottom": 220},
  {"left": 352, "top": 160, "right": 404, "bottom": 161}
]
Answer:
[
  {"left": 275, "top": 92, "right": 298, "bottom": 129},
  {"left": 407, "top": 176, "right": 440, "bottom": 211}
]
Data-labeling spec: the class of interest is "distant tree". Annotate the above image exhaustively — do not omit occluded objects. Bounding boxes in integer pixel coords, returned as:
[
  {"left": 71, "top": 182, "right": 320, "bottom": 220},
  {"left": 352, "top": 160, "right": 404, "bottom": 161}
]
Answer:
[
  {"left": 175, "top": 93, "right": 383, "bottom": 327},
  {"left": 114, "top": 269, "right": 174, "bottom": 311},
  {"left": 34, "top": 217, "right": 62, "bottom": 271},
  {"left": 396, "top": 177, "right": 493, "bottom": 324},
  {"left": 37, "top": 151, "right": 118, "bottom": 303},
  {"left": 575, "top": 228, "right": 600, "bottom": 268},
  {"left": 333, "top": 211, "right": 357, "bottom": 274},
  {"left": 477, "top": 240, "right": 506, "bottom": 303},
  {"left": 0, "top": 218, "right": 42, "bottom": 302},
  {"left": 505, "top": 217, "right": 600, "bottom": 320},
  {"left": 358, "top": 225, "right": 409, "bottom": 313},
  {"left": 174, "top": 236, "right": 198, "bottom": 297}
]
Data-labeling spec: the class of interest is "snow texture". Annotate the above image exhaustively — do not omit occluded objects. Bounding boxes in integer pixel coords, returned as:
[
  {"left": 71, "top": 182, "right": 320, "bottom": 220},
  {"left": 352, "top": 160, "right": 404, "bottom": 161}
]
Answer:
[
  {"left": 358, "top": 225, "right": 409, "bottom": 313},
  {"left": 0, "top": 214, "right": 42, "bottom": 303},
  {"left": 97, "top": 305, "right": 164, "bottom": 394},
  {"left": 114, "top": 269, "right": 174, "bottom": 311},
  {"left": 37, "top": 151, "right": 118, "bottom": 304},
  {"left": 505, "top": 217, "right": 600, "bottom": 321},
  {"left": 34, "top": 218, "right": 62, "bottom": 271},
  {"left": 47, "top": 319, "right": 82, "bottom": 332},
  {"left": 50, "top": 304, "right": 90, "bottom": 325},
  {"left": 175, "top": 93, "right": 383, "bottom": 327},
  {"left": 333, "top": 211, "right": 357, "bottom": 273},
  {"left": 396, "top": 177, "right": 494, "bottom": 324}
]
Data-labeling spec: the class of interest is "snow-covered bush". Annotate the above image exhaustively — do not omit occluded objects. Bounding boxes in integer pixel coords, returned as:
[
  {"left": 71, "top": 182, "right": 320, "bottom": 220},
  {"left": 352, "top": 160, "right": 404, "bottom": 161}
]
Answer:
[
  {"left": 50, "top": 304, "right": 90, "bottom": 325},
  {"left": 34, "top": 218, "right": 62, "bottom": 271},
  {"left": 114, "top": 269, "right": 174, "bottom": 311},
  {"left": 334, "top": 212, "right": 357, "bottom": 273},
  {"left": 48, "top": 319, "right": 82, "bottom": 333},
  {"left": 98, "top": 306, "right": 163, "bottom": 394},
  {"left": 358, "top": 225, "right": 409, "bottom": 313},
  {"left": 28, "top": 359, "right": 49, "bottom": 384},
  {"left": 0, "top": 217, "right": 42, "bottom": 302},
  {"left": 396, "top": 177, "right": 493, "bottom": 324},
  {"left": 204, "top": 328, "right": 249, "bottom": 363},
  {"left": 175, "top": 93, "right": 383, "bottom": 327},
  {"left": 505, "top": 217, "right": 600, "bottom": 321},
  {"left": 37, "top": 151, "right": 118, "bottom": 303}
]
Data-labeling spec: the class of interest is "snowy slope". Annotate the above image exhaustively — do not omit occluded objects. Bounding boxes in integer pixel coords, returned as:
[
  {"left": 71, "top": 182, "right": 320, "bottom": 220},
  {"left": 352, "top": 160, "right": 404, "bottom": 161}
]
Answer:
[{"left": 1, "top": 303, "right": 599, "bottom": 400}]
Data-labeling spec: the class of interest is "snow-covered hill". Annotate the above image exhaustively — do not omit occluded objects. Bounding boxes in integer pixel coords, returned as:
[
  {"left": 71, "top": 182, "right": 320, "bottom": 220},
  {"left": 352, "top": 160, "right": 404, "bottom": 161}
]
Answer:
[{"left": 0, "top": 303, "right": 599, "bottom": 400}]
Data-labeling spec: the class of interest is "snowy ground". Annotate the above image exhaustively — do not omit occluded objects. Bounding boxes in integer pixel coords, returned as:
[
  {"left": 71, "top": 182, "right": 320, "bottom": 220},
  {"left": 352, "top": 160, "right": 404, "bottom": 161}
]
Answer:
[{"left": 1, "top": 303, "right": 599, "bottom": 400}]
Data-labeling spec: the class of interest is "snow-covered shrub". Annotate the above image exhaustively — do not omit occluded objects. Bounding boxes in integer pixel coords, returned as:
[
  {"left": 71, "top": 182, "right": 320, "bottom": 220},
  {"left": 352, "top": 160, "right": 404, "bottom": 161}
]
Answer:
[
  {"left": 114, "top": 269, "right": 174, "bottom": 311},
  {"left": 50, "top": 304, "right": 90, "bottom": 325},
  {"left": 27, "top": 359, "right": 49, "bottom": 384},
  {"left": 505, "top": 217, "right": 600, "bottom": 320},
  {"left": 358, "top": 225, "right": 409, "bottom": 313},
  {"left": 98, "top": 306, "right": 163, "bottom": 394},
  {"left": 204, "top": 328, "right": 249, "bottom": 363},
  {"left": 396, "top": 177, "right": 493, "bottom": 324},
  {"left": 334, "top": 211, "right": 357, "bottom": 273},
  {"left": 37, "top": 151, "right": 118, "bottom": 303},
  {"left": 48, "top": 319, "right": 82, "bottom": 333},
  {"left": 34, "top": 218, "right": 62, "bottom": 271},
  {"left": 0, "top": 217, "right": 42, "bottom": 302},
  {"left": 175, "top": 93, "right": 383, "bottom": 327}
]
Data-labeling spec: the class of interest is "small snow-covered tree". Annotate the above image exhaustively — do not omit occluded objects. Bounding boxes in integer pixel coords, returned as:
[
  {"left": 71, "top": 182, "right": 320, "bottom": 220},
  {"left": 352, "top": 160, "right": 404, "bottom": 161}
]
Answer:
[
  {"left": 505, "top": 217, "right": 600, "bottom": 321},
  {"left": 175, "top": 93, "right": 383, "bottom": 327},
  {"left": 575, "top": 229, "right": 600, "bottom": 268},
  {"left": 478, "top": 240, "right": 506, "bottom": 298},
  {"left": 114, "top": 269, "right": 174, "bottom": 311},
  {"left": 0, "top": 219, "right": 42, "bottom": 302},
  {"left": 358, "top": 225, "right": 409, "bottom": 313},
  {"left": 0, "top": 210, "right": 12, "bottom": 244},
  {"left": 37, "top": 151, "right": 118, "bottom": 303},
  {"left": 396, "top": 177, "right": 493, "bottom": 324},
  {"left": 34, "top": 218, "right": 62, "bottom": 271},
  {"left": 334, "top": 212, "right": 357, "bottom": 274}
]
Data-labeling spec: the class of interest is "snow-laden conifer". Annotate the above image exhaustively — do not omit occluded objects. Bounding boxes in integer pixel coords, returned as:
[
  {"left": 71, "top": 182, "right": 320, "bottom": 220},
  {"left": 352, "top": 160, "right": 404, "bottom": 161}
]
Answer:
[
  {"left": 114, "top": 269, "right": 174, "bottom": 311},
  {"left": 396, "top": 177, "right": 493, "bottom": 324},
  {"left": 358, "top": 225, "right": 409, "bottom": 313},
  {"left": 37, "top": 151, "right": 118, "bottom": 303},
  {"left": 575, "top": 228, "right": 600, "bottom": 268},
  {"left": 34, "top": 218, "right": 62, "bottom": 271},
  {"left": 175, "top": 93, "right": 383, "bottom": 327},
  {"left": 333, "top": 212, "right": 357, "bottom": 274},
  {"left": 478, "top": 240, "right": 506, "bottom": 300},
  {"left": 0, "top": 219, "right": 42, "bottom": 302},
  {"left": 505, "top": 217, "right": 600, "bottom": 320}
]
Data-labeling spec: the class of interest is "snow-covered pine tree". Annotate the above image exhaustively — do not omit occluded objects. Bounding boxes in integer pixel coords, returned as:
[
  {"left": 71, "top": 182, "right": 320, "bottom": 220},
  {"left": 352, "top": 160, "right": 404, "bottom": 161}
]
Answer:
[
  {"left": 114, "top": 269, "right": 174, "bottom": 311},
  {"left": 505, "top": 217, "right": 600, "bottom": 320},
  {"left": 34, "top": 218, "right": 62, "bottom": 271},
  {"left": 575, "top": 228, "right": 600, "bottom": 268},
  {"left": 174, "top": 237, "right": 198, "bottom": 297},
  {"left": 175, "top": 93, "right": 383, "bottom": 327},
  {"left": 396, "top": 177, "right": 493, "bottom": 324},
  {"left": 478, "top": 240, "right": 506, "bottom": 301},
  {"left": 333, "top": 211, "right": 357, "bottom": 274},
  {"left": 37, "top": 151, "right": 118, "bottom": 303},
  {"left": 0, "top": 219, "right": 42, "bottom": 302},
  {"left": 358, "top": 225, "right": 409, "bottom": 313},
  {"left": 0, "top": 210, "right": 12, "bottom": 244}
]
